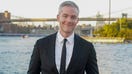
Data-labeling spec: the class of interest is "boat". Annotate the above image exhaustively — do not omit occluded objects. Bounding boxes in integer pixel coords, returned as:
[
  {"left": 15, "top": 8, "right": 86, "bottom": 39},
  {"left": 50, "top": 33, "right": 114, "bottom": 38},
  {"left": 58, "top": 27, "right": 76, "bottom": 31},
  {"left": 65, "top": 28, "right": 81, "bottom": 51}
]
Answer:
[{"left": 22, "top": 35, "right": 29, "bottom": 38}]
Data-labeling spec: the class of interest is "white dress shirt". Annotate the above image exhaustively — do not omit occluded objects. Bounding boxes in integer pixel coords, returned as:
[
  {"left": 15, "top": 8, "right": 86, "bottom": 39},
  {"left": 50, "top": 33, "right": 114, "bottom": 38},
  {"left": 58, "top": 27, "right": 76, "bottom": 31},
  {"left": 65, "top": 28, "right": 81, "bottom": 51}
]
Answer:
[{"left": 55, "top": 31, "right": 74, "bottom": 72}]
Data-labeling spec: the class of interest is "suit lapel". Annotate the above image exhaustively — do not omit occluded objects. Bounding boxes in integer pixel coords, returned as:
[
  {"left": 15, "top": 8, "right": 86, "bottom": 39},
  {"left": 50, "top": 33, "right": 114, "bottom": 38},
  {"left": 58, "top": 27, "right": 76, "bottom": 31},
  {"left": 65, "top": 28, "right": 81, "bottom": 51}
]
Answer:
[
  {"left": 49, "top": 33, "right": 81, "bottom": 73},
  {"left": 48, "top": 33, "right": 59, "bottom": 74},
  {"left": 67, "top": 34, "right": 81, "bottom": 72}
]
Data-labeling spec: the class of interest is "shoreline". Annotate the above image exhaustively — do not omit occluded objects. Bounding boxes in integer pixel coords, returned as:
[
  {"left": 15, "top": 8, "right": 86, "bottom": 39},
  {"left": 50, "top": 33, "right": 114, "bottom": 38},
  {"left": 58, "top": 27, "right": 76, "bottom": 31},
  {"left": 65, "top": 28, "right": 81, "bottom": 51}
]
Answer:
[
  {"left": 81, "top": 36, "right": 130, "bottom": 43},
  {"left": 0, "top": 33, "right": 47, "bottom": 37},
  {"left": 0, "top": 33, "right": 132, "bottom": 43}
]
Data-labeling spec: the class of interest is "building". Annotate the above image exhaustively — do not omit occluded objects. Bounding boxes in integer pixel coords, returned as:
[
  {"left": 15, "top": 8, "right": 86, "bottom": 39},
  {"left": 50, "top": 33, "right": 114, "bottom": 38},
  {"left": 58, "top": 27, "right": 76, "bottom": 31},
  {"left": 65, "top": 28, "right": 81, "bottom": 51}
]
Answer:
[
  {"left": 75, "top": 24, "right": 94, "bottom": 36},
  {"left": 0, "top": 11, "right": 18, "bottom": 33}
]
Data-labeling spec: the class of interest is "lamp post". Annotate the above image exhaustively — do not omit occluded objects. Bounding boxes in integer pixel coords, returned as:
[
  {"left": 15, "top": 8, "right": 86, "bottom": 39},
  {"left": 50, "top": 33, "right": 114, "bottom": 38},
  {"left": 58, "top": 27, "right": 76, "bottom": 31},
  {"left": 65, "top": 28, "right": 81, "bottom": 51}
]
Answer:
[{"left": 109, "top": 0, "right": 111, "bottom": 25}]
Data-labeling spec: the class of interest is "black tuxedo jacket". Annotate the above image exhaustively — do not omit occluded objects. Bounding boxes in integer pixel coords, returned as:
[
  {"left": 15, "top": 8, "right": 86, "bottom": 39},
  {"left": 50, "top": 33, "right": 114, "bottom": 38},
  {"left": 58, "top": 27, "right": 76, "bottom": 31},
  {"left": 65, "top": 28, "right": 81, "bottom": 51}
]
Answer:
[{"left": 27, "top": 33, "right": 99, "bottom": 74}]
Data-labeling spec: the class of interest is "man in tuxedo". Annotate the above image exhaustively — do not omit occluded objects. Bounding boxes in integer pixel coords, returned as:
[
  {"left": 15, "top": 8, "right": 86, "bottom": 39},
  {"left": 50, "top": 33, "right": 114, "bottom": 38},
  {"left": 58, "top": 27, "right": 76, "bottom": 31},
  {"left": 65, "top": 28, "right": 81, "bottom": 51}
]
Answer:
[{"left": 27, "top": 1, "right": 99, "bottom": 74}]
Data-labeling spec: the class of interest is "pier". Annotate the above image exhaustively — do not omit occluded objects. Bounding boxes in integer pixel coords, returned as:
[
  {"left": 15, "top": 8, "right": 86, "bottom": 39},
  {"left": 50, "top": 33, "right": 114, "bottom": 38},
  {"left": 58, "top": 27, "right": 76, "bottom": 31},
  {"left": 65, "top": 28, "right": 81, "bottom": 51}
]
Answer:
[{"left": 82, "top": 37, "right": 125, "bottom": 43}]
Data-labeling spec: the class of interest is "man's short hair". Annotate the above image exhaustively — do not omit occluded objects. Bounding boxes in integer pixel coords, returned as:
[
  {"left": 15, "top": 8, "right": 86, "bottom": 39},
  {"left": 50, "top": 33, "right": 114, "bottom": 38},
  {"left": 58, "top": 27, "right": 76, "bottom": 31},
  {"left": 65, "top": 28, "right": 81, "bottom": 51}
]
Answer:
[{"left": 58, "top": 1, "right": 79, "bottom": 15}]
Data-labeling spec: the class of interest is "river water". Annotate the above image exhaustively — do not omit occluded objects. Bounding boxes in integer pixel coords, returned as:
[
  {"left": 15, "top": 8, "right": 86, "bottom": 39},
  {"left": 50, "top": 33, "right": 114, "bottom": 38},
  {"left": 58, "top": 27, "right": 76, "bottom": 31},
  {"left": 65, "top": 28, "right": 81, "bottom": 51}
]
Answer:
[{"left": 0, "top": 36, "right": 132, "bottom": 74}]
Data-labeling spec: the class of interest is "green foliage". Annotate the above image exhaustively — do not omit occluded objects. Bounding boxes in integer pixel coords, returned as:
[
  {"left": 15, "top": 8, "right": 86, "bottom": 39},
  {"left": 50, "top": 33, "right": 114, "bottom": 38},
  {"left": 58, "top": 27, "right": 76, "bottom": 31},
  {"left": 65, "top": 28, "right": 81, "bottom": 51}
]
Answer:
[
  {"left": 94, "top": 18, "right": 132, "bottom": 40},
  {"left": 127, "top": 20, "right": 132, "bottom": 29}
]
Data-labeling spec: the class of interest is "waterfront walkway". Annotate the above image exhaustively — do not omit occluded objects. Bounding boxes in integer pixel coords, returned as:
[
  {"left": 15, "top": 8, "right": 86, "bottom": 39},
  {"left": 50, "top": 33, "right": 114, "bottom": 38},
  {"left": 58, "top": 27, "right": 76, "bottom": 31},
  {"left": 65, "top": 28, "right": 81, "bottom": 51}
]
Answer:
[{"left": 82, "top": 36, "right": 125, "bottom": 43}]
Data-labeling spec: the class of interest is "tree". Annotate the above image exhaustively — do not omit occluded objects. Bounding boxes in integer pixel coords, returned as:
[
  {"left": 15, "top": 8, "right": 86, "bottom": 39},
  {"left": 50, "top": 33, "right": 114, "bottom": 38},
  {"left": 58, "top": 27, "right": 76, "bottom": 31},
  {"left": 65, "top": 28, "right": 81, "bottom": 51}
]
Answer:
[{"left": 93, "top": 18, "right": 132, "bottom": 40}]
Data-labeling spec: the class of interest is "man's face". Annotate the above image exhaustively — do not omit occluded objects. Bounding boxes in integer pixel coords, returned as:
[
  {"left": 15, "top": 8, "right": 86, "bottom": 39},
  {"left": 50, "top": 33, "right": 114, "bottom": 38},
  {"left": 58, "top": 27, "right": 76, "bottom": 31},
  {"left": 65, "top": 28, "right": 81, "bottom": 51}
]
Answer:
[{"left": 57, "top": 6, "right": 79, "bottom": 34}]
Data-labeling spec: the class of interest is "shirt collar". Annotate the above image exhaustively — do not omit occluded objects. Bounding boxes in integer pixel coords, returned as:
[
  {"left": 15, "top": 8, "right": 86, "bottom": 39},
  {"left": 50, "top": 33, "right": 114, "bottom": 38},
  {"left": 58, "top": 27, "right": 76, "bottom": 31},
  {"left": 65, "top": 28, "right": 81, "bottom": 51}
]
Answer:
[{"left": 57, "top": 31, "right": 74, "bottom": 44}]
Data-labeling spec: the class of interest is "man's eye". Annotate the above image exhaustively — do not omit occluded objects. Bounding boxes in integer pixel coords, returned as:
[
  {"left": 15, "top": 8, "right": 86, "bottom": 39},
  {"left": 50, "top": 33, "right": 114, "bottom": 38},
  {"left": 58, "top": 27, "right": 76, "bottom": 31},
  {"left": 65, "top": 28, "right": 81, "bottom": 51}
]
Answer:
[
  {"left": 71, "top": 16, "right": 77, "bottom": 19},
  {"left": 63, "top": 15, "right": 67, "bottom": 18}
]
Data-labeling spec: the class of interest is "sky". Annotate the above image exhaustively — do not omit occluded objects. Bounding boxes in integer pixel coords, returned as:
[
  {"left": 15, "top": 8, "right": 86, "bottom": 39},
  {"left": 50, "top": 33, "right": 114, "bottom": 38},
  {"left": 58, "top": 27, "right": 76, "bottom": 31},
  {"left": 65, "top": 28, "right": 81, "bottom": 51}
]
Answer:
[{"left": 1, "top": 0, "right": 132, "bottom": 19}]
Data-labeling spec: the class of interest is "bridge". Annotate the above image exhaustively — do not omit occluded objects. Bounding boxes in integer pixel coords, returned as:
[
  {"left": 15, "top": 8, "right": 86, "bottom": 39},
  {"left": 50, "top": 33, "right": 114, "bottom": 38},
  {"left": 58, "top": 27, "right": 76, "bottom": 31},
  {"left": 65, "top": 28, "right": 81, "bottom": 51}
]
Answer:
[
  {"left": 1, "top": 10, "right": 132, "bottom": 23},
  {"left": 0, "top": 17, "right": 132, "bottom": 23},
  {"left": 0, "top": 11, "right": 132, "bottom": 36}
]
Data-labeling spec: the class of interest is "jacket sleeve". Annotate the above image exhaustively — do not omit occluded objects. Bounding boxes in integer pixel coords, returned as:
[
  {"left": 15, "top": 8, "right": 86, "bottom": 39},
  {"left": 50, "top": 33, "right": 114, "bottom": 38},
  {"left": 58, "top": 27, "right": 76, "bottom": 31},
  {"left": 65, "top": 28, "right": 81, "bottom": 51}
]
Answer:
[
  {"left": 85, "top": 43, "right": 99, "bottom": 74},
  {"left": 27, "top": 40, "right": 41, "bottom": 74}
]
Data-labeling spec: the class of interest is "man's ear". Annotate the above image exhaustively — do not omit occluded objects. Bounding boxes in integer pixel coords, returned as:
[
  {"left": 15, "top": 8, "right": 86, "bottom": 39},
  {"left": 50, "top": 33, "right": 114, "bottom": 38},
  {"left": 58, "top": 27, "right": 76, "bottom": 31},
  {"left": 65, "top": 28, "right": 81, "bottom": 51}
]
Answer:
[
  {"left": 57, "top": 14, "right": 59, "bottom": 21},
  {"left": 76, "top": 17, "right": 79, "bottom": 23}
]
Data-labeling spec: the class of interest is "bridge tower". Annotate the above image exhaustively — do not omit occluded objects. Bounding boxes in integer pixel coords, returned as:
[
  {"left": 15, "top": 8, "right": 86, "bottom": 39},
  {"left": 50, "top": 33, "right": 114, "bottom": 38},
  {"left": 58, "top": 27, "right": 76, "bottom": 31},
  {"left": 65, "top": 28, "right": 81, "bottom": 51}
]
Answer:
[
  {"left": 96, "top": 12, "right": 105, "bottom": 27},
  {"left": 0, "top": 11, "right": 11, "bottom": 20},
  {"left": 0, "top": 11, "right": 12, "bottom": 33}
]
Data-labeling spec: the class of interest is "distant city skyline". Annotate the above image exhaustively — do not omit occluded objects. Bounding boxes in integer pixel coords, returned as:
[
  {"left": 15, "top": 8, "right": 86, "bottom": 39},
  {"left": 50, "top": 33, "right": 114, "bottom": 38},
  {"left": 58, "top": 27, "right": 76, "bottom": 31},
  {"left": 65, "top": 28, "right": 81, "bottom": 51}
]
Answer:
[{"left": 1, "top": 0, "right": 132, "bottom": 18}]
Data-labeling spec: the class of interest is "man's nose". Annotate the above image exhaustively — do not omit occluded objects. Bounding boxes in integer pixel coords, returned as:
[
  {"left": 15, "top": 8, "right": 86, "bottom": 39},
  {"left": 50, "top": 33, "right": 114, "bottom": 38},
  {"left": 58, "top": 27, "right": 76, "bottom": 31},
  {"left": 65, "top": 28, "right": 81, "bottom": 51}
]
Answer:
[{"left": 66, "top": 17, "right": 72, "bottom": 23}]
